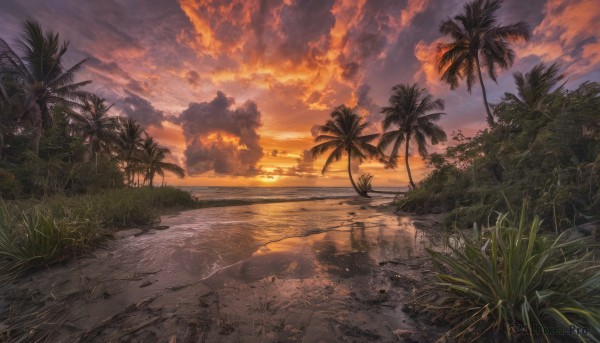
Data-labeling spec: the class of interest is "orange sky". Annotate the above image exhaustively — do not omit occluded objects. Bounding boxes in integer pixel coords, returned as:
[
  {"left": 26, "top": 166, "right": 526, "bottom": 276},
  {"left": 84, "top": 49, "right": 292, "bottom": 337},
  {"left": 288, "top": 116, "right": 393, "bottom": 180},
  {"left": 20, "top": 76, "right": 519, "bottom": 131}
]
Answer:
[{"left": 1, "top": 0, "right": 599, "bottom": 187}]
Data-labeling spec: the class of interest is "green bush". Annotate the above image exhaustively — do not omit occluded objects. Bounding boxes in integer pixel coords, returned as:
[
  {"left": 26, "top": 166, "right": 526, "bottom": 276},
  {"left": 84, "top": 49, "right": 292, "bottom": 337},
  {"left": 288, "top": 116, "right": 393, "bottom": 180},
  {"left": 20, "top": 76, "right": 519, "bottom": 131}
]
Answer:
[
  {"left": 398, "top": 80, "right": 600, "bottom": 232},
  {"left": 357, "top": 173, "right": 374, "bottom": 195},
  {"left": 420, "top": 206, "right": 600, "bottom": 342},
  {"left": 41, "top": 186, "right": 197, "bottom": 228},
  {"left": 0, "top": 169, "right": 21, "bottom": 199},
  {"left": 0, "top": 203, "right": 105, "bottom": 281}
]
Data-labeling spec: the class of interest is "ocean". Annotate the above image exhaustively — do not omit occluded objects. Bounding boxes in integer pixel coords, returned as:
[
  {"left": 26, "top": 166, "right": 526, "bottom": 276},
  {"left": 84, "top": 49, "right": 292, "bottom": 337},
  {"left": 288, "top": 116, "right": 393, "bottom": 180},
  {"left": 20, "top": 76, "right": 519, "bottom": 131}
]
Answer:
[{"left": 179, "top": 186, "right": 406, "bottom": 203}]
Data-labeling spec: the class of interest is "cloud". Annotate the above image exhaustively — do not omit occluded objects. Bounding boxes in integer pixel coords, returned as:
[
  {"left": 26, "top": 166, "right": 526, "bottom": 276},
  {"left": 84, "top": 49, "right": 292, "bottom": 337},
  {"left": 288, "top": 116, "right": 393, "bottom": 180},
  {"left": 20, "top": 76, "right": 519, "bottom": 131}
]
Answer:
[
  {"left": 119, "top": 90, "right": 165, "bottom": 128},
  {"left": 413, "top": 39, "right": 444, "bottom": 92},
  {"left": 515, "top": 0, "right": 600, "bottom": 78},
  {"left": 186, "top": 70, "right": 200, "bottom": 86},
  {"left": 176, "top": 91, "right": 263, "bottom": 176},
  {"left": 271, "top": 149, "right": 278, "bottom": 157},
  {"left": 356, "top": 83, "right": 383, "bottom": 128}
]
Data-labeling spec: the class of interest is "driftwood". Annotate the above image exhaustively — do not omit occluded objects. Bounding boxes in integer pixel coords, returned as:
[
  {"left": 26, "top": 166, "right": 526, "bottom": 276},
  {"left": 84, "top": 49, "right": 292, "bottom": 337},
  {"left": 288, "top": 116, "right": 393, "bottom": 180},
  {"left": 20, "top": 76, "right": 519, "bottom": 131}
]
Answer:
[{"left": 369, "top": 190, "right": 406, "bottom": 195}]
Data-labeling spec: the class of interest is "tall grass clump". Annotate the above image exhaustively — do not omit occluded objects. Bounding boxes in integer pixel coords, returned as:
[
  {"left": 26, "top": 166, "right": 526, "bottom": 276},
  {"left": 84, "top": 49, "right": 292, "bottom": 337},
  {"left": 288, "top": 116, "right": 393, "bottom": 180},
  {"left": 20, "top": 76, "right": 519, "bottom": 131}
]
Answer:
[
  {"left": 0, "top": 187, "right": 198, "bottom": 281},
  {"left": 38, "top": 186, "right": 198, "bottom": 228},
  {"left": 357, "top": 173, "right": 374, "bottom": 195},
  {"left": 421, "top": 205, "right": 600, "bottom": 342},
  {"left": 0, "top": 203, "right": 105, "bottom": 281}
]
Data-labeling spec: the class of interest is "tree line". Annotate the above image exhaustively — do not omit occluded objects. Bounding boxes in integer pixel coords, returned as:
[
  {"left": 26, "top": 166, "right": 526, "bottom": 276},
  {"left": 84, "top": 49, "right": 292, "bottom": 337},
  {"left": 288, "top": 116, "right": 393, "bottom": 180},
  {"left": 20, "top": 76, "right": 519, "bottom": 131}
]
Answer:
[
  {"left": 312, "top": 0, "right": 531, "bottom": 196},
  {"left": 311, "top": 0, "right": 600, "bottom": 232},
  {"left": 0, "top": 20, "right": 184, "bottom": 198}
]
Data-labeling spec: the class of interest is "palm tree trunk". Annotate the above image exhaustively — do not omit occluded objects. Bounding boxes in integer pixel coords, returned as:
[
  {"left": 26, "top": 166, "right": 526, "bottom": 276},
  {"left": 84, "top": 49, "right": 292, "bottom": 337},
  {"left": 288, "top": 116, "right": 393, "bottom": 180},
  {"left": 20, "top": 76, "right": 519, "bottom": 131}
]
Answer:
[
  {"left": 405, "top": 133, "right": 416, "bottom": 189},
  {"left": 475, "top": 56, "right": 495, "bottom": 127},
  {"left": 347, "top": 149, "right": 368, "bottom": 197},
  {"left": 31, "top": 104, "right": 43, "bottom": 155}
]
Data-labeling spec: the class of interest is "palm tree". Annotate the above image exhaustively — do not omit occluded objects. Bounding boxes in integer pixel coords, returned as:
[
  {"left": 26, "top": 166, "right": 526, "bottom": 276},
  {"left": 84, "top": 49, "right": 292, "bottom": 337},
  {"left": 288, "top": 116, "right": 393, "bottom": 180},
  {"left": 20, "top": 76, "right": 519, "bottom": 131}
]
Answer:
[
  {"left": 311, "top": 105, "right": 380, "bottom": 197},
  {"left": 0, "top": 20, "right": 90, "bottom": 154},
  {"left": 140, "top": 137, "right": 184, "bottom": 187},
  {"left": 437, "top": 0, "right": 530, "bottom": 127},
  {"left": 117, "top": 117, "right": 146, "bottom": 186},
  {"left": 71, "top": 94, "right": 119, "bottom": 161},
  {"left": 378, "top": 84, "right": 447, "bottom": 189},
  {"left": 507, "top": 63, "right": 565, "bottom": 116}
]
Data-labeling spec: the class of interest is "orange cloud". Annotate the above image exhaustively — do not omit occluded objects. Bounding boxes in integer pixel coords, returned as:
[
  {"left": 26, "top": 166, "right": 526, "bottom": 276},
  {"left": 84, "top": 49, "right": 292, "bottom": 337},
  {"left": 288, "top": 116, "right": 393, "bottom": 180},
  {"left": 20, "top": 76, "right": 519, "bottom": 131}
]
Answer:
[
  {"left": 518, "top": 0, "right": 600, "bottom": 77},
  {"left": 414, "top": 39, "right": 444, "bottom": 92}
]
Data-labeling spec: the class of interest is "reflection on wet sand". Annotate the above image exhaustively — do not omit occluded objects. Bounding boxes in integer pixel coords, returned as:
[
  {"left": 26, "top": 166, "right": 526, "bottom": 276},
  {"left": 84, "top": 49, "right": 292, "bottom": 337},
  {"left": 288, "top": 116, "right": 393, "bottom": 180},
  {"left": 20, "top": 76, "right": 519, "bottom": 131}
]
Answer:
[{"left": 0, "top": 197, "right": 443, "bottom": 342}]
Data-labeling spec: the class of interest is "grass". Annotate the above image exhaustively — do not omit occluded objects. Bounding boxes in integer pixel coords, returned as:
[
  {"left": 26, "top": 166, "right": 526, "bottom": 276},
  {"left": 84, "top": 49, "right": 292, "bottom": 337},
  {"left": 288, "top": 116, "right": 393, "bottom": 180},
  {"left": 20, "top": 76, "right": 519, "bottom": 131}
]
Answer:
[
  {"left": 0, "top": 186, "right": 199, "bottom": 281},
  {"left": 418, "top": 204, "right": 600, "bottom": 342}
]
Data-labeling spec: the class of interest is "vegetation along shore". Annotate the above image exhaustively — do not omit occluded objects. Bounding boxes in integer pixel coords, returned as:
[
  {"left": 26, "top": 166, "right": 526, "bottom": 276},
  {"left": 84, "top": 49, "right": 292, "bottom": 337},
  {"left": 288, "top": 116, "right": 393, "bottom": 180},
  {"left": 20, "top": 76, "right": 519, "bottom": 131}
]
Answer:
[{"left": 0, "top": 0, "right": 599, "bottom": 342}]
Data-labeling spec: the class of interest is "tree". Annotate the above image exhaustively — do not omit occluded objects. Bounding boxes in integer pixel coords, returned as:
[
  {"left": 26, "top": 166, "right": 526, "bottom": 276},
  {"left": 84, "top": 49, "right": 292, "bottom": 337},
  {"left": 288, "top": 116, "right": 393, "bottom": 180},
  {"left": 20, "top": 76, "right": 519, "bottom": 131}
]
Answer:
[
  {"left": 437, "top": 0, "right": 530, "bottom": 127},
  {"left": 0, "top": 20, "right": 90, "bottom": 154},
  {"left": 378, "top": 84, "right": 447, "bottom": 189},
  {"left": 140, "top": 137, "right": 184, "bottom": 188},
  {"left": 311, "top": 105, "right": 380, "bottom": 197},
  {"left": 117, "top": 117, "right": 146, "bottom": 186},
  {"left": 505, "top": 62, "right": 565, "bottom": 116},
  {"left": 71, "top": 94, "right": 119, "bottom": 161}
]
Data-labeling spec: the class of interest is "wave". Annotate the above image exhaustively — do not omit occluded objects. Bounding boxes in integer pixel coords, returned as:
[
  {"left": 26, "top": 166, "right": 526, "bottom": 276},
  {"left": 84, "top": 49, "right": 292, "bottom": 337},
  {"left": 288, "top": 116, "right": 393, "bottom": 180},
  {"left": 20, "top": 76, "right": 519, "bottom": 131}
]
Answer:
[{"left": 193, "top": 195, "right": 353, "bottom": 208}]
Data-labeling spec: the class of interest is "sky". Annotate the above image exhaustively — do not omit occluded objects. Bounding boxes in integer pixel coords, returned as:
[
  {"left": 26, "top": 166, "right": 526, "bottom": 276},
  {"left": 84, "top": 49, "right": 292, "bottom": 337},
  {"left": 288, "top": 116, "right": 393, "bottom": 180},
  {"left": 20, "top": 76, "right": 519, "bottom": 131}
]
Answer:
[{"left": 1, "top": 0, "right": 599, "bottom": 187}]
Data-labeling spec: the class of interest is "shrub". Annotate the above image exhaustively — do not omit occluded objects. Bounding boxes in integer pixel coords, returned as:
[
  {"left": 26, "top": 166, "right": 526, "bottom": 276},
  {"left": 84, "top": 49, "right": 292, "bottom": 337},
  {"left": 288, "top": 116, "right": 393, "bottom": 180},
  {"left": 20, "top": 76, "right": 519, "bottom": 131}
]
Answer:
[
  {"left": 0, "top": 169, "right": 21, "bottom": 199},
  {"left": 420, "top": 205, "right": 600, "bottom": 342},
  {"left": 0, "top": 203, "right": 105, "bottom": 281},
  {"left": 0, "top": 187, "right": 199, "bottom": 281},
  {"left": 357, "top": 173, "right": 374, "bottom": 195}
]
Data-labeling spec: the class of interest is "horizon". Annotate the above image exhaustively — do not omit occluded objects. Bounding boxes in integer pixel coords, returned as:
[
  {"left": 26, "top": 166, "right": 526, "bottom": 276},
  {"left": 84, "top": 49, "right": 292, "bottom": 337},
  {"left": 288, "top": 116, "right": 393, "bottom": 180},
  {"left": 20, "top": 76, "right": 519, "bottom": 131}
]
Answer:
[{"left": 1, "top": 0, "right": 599, "bottom": 187}]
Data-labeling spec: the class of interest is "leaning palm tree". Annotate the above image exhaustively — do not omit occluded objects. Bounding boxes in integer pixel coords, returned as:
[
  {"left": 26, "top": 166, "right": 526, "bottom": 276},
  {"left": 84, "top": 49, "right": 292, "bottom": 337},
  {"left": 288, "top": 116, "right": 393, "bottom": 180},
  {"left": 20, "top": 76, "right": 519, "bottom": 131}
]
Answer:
[
  {"left": 311, "top": 105, "right": 380, "bottom": 197},
  {"left": 0, "top": 19, "right": 90, "bottom": 154},
  {"left": 140, "top": 137, "right": 185, "bottom": 187},
  {"left": 378, "top": 84, "right": 447, "bottom": 189},
  {"left": 71, "top": 94, "right": 119, "bottom": 161},
  {"left": 437, "top": 0, "right": 530, "bottom": 127},
  {"left": 117, "top": 117, "right": 146, "bottom": 186}
]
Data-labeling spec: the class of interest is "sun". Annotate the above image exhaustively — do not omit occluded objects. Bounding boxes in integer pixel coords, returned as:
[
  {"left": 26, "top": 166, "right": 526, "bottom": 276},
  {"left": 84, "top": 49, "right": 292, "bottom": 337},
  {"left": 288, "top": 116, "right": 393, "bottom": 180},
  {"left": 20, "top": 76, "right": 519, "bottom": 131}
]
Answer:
[{"left": 257, "top": 175, "right": 282, "bottom": 184}]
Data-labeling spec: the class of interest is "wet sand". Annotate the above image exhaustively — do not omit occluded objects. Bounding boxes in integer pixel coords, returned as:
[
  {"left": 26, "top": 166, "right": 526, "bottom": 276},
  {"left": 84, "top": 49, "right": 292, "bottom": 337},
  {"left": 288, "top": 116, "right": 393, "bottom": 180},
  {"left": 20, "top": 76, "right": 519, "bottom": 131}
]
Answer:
[{"left": 0, "top": 198, "right": 445, "bottom": 342}]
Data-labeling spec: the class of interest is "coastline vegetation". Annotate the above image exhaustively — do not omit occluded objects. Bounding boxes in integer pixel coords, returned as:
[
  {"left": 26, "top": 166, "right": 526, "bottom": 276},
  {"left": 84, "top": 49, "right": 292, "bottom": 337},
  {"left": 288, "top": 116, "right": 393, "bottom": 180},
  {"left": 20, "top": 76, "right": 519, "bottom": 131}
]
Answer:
[
  {"left": 420, "top": 205, "right": 599, "bottom": 342},
  {"left": 0, "top": 187, "right": 196, "bottom": 281},
  {"left": 0, "top": 1, "right": 597, "bottom": 341},
  {"left": 307, "top": 1, "right": 599, "bottom": 341},
  {"left": 0, "top": 21, "right": 192, "bottom": 279}
]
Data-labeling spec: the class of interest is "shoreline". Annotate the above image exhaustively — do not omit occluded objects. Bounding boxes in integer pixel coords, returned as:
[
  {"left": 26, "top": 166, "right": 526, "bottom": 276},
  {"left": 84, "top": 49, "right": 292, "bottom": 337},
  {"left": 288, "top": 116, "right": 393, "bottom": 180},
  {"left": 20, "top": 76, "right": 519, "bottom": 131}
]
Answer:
[{"left": 0, "top": 198, "right": 446, "bottom": 342}]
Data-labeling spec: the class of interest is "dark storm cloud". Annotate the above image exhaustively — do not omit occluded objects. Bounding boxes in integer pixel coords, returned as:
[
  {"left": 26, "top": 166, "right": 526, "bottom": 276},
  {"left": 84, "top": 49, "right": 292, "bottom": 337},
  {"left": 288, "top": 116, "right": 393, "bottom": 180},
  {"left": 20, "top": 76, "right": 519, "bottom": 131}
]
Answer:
[
  {"left": 119, "top": 90, "right": 165, "bottom": 128},
  {"left": 356, "top": 84, "right": 383, "bottom": 127},
  {"left": 186, "top": 70, "right": 200, "bottom": 86},
  {"left": 337, "top": 0, "right": 406, "bottom": 80},
  {"left": 249, "top": 0, "right": 283, "bottom": 56},
  {"left": 341, "top": 62, "right": 360, "bottom": 80},
  {"left": 176, "top": 92, "right": 264, "bottom": 176},
  {"left": 278, "top": 0, "right": 335, "bottom": 63}
]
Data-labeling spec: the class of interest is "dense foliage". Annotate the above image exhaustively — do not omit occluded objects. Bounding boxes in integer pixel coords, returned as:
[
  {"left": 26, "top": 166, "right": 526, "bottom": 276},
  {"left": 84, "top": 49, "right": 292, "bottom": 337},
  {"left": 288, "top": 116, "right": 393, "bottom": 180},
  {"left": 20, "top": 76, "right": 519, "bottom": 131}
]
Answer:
[
  {"left": 0, "top": 20, "right": 184, "bottom": 198},
  {"left": 419, "top": 205, "right": 600, "bottom": 342},
  {"left": 399, "top": 66, "right": 600, "bottom": 231}
]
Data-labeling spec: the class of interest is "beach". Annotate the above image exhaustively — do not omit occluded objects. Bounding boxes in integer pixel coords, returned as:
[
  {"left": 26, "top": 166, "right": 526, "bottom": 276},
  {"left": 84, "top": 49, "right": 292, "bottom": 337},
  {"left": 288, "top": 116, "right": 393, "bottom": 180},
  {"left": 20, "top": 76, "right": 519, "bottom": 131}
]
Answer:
[{"left": 0, "top": 190, "right": 444, "bottom": 342}]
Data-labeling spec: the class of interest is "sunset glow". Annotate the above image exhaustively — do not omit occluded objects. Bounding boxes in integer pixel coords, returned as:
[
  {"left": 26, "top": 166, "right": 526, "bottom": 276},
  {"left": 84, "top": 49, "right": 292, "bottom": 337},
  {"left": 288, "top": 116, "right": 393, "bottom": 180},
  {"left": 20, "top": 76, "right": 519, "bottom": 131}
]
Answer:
[{"left": 2, "top": 0, "right": 598, "bottom": 187}]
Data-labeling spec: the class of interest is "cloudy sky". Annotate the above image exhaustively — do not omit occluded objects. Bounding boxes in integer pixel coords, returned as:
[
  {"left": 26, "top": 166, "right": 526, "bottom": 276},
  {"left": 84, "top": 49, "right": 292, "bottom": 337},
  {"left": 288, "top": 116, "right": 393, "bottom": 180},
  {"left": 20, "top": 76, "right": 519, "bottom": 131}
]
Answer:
[{"left": 1, "top": 0, "right": 599, "bottom": 187}]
